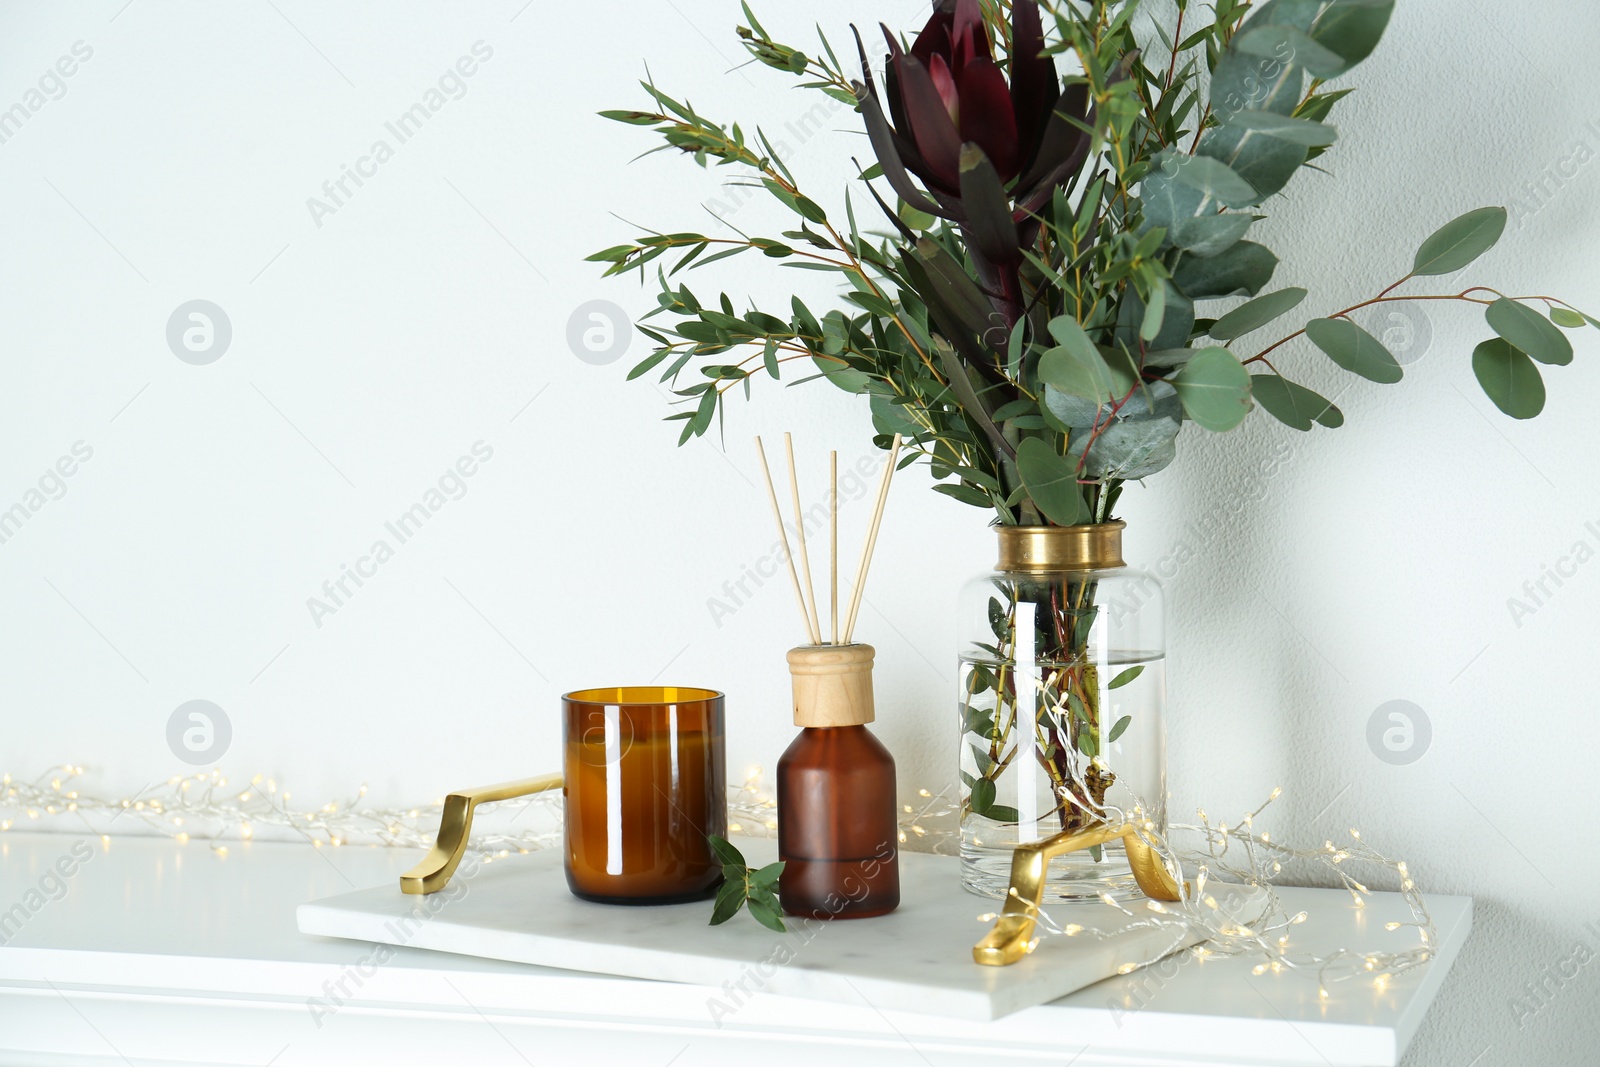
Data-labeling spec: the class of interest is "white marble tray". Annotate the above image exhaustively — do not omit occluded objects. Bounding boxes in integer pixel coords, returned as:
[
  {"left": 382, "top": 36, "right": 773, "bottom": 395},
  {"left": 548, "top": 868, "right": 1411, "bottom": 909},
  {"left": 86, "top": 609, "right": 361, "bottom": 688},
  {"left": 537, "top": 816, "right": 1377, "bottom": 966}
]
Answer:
[{"left": 297, "top": 839, "right": 1203, "bottom": 1020}]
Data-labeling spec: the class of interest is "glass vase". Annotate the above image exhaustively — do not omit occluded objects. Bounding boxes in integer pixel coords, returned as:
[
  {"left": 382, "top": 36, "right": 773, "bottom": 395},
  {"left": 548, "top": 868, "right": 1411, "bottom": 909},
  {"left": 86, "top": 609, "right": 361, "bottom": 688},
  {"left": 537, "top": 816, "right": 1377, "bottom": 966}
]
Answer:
[{"left": 956, "top": 522, "right": 1166, "bottom": 902}]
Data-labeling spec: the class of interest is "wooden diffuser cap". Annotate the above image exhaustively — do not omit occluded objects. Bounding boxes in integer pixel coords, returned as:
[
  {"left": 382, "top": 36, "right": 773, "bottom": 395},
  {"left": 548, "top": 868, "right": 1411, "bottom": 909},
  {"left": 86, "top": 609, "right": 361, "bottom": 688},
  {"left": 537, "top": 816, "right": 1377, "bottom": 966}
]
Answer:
[{"left": 787, "top": 644, "right": 875, "bottom": 728}]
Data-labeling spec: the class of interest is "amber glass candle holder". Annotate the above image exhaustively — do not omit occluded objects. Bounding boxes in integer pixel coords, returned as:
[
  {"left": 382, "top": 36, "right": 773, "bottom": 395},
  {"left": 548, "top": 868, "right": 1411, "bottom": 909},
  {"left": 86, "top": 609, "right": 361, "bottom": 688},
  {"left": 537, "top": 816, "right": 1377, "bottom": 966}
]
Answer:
[{"left": 563, "top": 686, "right": 726, "bottom": 905}]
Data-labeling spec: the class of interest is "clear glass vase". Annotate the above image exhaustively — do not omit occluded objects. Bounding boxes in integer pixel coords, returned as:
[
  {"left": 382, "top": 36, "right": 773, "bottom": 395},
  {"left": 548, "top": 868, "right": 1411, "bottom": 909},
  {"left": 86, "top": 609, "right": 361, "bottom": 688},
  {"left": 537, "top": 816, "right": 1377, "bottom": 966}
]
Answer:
[{"left": 957, "top": 522, "right": 1166, "bottom": 902}]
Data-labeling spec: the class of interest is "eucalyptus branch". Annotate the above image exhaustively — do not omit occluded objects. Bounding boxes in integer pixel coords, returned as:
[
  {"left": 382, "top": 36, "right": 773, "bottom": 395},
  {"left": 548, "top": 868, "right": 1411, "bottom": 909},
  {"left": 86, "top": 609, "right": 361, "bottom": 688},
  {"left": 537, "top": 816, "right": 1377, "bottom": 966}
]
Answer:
[{"left": 1248, "top": 290, "right": 1576, "bottom": 365}]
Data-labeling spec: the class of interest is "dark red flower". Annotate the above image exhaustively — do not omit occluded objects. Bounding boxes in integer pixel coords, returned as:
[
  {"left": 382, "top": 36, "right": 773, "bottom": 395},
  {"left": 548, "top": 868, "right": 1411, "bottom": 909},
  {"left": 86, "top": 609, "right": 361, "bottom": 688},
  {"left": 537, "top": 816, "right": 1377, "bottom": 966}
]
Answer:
[{"left": 856, "top": 0, "right": 1092, "bottom": 228}]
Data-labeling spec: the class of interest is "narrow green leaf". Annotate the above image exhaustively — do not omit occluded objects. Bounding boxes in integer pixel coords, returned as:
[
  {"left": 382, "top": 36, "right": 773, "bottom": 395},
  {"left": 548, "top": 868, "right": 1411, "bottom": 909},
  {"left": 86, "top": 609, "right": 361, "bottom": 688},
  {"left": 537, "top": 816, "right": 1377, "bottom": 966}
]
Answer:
[
  {"left": 745, "top": 894, "right": 787, "bottom": 932},
  {"left": 709, "top": 878, "right": 747, "bottom": 925},
  {"left": 627, "top": 351, "right": 670, "bottom": 381},
  {"left": 1107, "top": 715, "right": 1133, "bottom": 743},
  {"left": 750, "top": 861, "right": 785, "bottom": 889},
  {"left": 1141, "top": 278, "right": 1168, "bottom": 341},
  {"left": 598, "top": 109, "right": 662, "bottom": 126},
  {"left": 708, "top": 835, "right": 746, "bottom": 869},
  {"left": 933, "top": 482, "right": 994, "bottom": 508},
  {"left": 1107, "top": 664, "right": 1145, "bottom": 690}
]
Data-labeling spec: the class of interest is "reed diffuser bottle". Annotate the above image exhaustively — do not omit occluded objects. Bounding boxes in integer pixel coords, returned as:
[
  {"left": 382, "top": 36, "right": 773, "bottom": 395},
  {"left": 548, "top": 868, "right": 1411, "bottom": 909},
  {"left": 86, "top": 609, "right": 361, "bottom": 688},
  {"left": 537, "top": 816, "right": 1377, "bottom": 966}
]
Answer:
[
  {"left": 755, "top": 433, "right": 903, "bottom": 921},
  {"left": 778, "top": 644, "right": 899, "bottom": 919}
]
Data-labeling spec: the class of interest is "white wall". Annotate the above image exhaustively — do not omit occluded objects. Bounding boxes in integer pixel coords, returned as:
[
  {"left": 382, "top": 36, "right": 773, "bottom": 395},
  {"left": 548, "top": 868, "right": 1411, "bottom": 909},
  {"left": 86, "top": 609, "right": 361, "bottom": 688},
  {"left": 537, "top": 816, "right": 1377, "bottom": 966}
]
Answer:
[{"left": 1, "top": 1, "right": 1596, "bottom": 1063}]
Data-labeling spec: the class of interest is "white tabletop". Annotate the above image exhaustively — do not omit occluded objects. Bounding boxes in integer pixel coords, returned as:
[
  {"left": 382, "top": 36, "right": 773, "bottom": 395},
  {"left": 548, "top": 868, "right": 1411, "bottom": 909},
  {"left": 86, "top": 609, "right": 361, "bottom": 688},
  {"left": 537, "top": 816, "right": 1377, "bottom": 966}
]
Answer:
[{"left": 0, "top": 831, "right": 1471, "bottom": 1066}]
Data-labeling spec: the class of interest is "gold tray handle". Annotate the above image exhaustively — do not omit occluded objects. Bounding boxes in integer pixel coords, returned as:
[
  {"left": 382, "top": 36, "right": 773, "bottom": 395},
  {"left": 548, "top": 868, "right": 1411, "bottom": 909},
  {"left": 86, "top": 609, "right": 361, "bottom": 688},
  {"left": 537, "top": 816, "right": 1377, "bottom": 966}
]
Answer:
[
  {"left": 973, "top": 823, "right": 1188, "bottom": 966},
  {"left": 400, "top": 774, "right": 563, "bottom": 895}
]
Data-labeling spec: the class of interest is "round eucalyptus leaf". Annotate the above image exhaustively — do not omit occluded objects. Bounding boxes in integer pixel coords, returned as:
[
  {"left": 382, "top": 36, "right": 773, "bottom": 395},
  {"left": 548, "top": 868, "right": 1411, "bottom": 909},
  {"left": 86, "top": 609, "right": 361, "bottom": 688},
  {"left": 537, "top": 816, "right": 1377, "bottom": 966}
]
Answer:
[
  {"left": 1209, "top": 287, "right": 1308, "bottom": 341},
  {"left": 1305, "top": 316, "right": 1403, "bottom": 383},
  {"left": 1235, "top": 25, "right": 1346, "bottom": 77},
  {"left": 1172, "top": 347, "right": 1253, "bottom": 432},
  {"left": 1223, "top": 110, "right": 1338, "bottom": 146},
  {"left": 1174, "top": 241, "right": 1280, "bottom": 300},
  {"left": 1016, "top": 438, "right": 1090, "bottom": 525},
  {"left": 1117, "top": 380, "right": 1183, "bottom": 422},
  {"left": 1039, "top": 341, "right": 1115, "bottom": 403},
  {"left": 1042, "top": 385, "right": 1100, "bottom": 429},
  {"left": 1472, "top": 338, "right": 1546, "bottom": 419},
  {"left": 1485, "top": 298, "right": 1573, "bottom": 366},
  {"left": 1550, "top": 307, "right": 1587, "bottom": 329},
  {"left": 1164, "top": 153, "right": 1258, "bottom": 208},
  {"left": 1071, "top": 417, "right": 1182, "bottom": 480},
  {"left": 1250, "top": 374, "right": 1340, "bottom": 432}
]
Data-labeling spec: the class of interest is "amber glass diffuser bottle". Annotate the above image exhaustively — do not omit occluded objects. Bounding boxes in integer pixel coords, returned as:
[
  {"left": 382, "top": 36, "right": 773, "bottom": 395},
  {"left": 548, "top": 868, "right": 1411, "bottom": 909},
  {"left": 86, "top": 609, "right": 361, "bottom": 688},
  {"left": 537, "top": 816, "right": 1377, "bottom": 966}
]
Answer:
[
  {"left": 755, "top": 433, "right": 905, "bottom": 921},
  {"left": 562, "top": 685, "right": 726, "bottom": 905},
  {"left": 777, "top": 644, "right": 900, "bottom": 919}
]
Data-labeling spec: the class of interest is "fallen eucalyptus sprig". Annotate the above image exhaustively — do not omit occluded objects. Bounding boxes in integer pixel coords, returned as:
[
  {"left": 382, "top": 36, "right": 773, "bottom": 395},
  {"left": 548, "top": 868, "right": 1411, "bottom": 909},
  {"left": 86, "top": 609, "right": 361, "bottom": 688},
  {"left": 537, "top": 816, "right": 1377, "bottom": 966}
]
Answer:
[{"left": 709, "top": 835, "right": 787, "bottom": 931}]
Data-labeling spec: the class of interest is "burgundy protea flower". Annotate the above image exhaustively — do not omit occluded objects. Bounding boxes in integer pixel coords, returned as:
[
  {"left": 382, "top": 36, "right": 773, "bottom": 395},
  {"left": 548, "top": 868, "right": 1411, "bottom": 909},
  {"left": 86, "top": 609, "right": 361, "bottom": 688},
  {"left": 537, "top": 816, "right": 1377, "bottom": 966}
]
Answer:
[
  {"left": 855, "top": 0, "right": 1093, "bottom": 249},
  {"left": 854, "top": 0, "right": 1094, "bottom": 333}
]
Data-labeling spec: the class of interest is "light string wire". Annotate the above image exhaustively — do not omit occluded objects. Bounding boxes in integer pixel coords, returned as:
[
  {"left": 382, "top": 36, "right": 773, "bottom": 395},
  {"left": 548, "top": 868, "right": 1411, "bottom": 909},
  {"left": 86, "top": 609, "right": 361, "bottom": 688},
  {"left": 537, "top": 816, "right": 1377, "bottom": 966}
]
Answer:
[
  {"left": 3, "top": 767, "right": 1429, "bottom": 993},
  {"left": 982, "top": 788, "right": 1436, "bottom": 997}
]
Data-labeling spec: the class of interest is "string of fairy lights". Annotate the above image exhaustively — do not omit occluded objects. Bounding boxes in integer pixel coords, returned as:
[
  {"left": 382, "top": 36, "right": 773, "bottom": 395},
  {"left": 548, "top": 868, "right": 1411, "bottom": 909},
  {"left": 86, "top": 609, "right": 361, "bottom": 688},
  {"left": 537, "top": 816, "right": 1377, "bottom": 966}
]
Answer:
[
  {"left": 2, "top": 766, "right": 1429, "bottom": 995},
  {"left": 984, "top": 788, "right": 1436, "bottom": 997}
]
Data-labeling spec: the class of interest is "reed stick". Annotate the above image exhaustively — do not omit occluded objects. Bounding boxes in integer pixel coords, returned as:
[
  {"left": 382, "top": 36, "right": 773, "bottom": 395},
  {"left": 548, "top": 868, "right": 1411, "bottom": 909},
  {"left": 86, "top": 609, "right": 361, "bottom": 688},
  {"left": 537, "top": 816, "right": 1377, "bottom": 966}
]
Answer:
[
  {"left": 843, "top": 434, "right": 902, "bottom": 643},
  {"left": 830, "top": 451, "right": 838, "bottom": 646},
  {"left": 754, "top": 436, "right": 820, "bottom": 644},
  {"left": 784, "top": 434, "right": 824, "bottom": 645}
]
